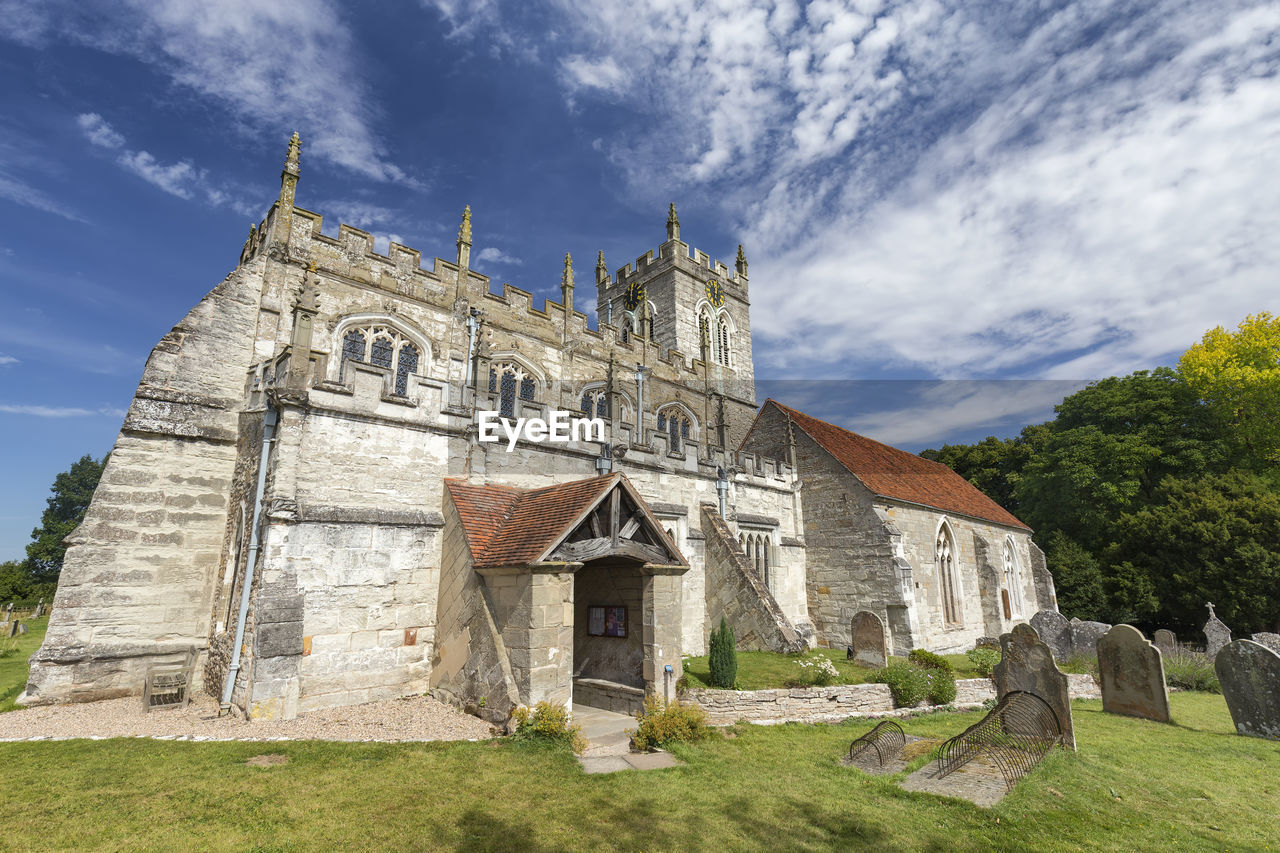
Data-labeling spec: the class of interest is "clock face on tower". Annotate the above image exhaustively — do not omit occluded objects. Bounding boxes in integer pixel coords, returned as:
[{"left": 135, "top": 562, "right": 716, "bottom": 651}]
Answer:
[
  {"left": 705, "top": 279, "right": 725, "bottom": 308},
  {"left": 623, "top": 281, "right": 645, "bottom": 310}
]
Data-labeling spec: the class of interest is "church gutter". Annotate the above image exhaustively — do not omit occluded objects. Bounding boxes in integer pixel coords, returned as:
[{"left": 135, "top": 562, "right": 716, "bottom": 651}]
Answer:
[{"left": 220, "top": 406, "right": 279, "bottom": 714}]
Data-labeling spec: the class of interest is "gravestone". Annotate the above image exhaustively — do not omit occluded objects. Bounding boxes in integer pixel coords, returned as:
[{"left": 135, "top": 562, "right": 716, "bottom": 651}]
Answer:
[
  {"left": 1214, "top": 640, "right": 1280, "bottom": 740},
  {"left": 1097, "top": 625, "right": 1170, "bottom": 723},
  {"left": 1250, "top": 633, "right": 1280, "bottom": 656},
  {"left": 16, "top": 621, "right": 26, "bottom": 635},
  {"left": 993, "top": 623, "right": 1075, "bottom": 750},
  {"left": 1070, "top": 620, "right": 1111, "bottom": 658},
  {"left": 1203, "top": 603, "right": 1231, "bottom": 657},
  {"left": 1153, "top": 629, "right": 1177, "bottom": 652},
  {"left": 6, "top": 620, "right": 17, "bottom": 639},
  {"left": 1029, "top": 610, "right": 1072, "bottom": 661},
  {"left": 850, "top": 611, "right": 887, "bottom": 668}
]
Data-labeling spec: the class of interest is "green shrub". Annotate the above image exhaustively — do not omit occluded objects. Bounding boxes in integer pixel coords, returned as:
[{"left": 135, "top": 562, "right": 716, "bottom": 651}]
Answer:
[
  {"left": 1163, "top": 647, "right": 1221, "bottom": 693},
  {"left": 908, "top": 648, "right": 953, "bottom": 674},
  {"left": 875, "top": 662, "right": 929, "bottom": 707},
  {"left": 511, "top": 701, "right": 586, "bottom": 753},
  {"left": 925, "top": 667, "right": 957, "bottom": 704},
  {"left": 966, "top": 647, "right": 1001, "bottom": 678},
  {"left": 631, "top": 696, "right": 710, "bottom": 751},
  {"left": 708, "top": 617, "right": 738, "bottom": 689}
]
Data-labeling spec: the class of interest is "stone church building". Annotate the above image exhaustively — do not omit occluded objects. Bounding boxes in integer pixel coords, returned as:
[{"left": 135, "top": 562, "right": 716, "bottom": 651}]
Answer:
[{"left": 22, "top": 135, "right": 1055, "bottom": 721}]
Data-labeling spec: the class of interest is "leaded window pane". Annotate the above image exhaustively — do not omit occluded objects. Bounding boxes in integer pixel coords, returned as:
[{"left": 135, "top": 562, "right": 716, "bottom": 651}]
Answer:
[
  {"left": 582, "top": 391, "right": 593, "bottom": 414},
  {"left": 657, "top": 413, "right": 667, "bottom": 431},
  {"left": 395, "top": 344, "right": 418, "bottom": 396},
  {"left": 342, "top": 330, "right": 365, "bottom": 363},
  {"left": 500, "top": 371, "right": 517, "bottom": 419},
  {"left": 371, "top": 336, "right": 394, "bottom": 369},
  {"left": 519, "top": 377, "right": 535, "bottom": 401},
  {"left": 489, "top": 368, "right": 498, "bottom": 393},
  {"left": 596, "top": 394, "right": 607, "bottom": 418}
]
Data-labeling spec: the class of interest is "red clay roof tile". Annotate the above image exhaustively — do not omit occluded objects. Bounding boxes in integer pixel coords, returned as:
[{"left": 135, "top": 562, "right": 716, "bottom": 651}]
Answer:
[{"left": 758, "top": 400, "right": 1030, "bottom": 531}]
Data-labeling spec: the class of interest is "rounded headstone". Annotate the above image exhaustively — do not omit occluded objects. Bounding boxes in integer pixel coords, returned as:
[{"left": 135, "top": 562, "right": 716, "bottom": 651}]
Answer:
[
  {"left": 1029, "top": 610, "right": 1072, "bottom": 661},
  {"left": 1097, "top": 625, "right": 1170, "bottom": 723},
  {"left": 851, "top": 611, "right": 887, "bottom": 668},
  {"left": 993, "top": 623, "right": 1075, "bottom": 750},
  {"left": 1153, "top": 629, "right": 1177, "bottom": 652},
  {"left": 1215, "top": 640, "right": 1280, "bottom": 740}
]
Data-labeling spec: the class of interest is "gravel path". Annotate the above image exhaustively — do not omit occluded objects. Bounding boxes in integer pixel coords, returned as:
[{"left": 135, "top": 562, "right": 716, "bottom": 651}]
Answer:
[{"left": 0, "top": 694, "right": 497, "bottom": 743}]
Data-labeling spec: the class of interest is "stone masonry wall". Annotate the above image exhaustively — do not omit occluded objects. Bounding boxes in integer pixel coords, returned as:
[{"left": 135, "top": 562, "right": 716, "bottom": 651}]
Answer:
[
  {"left": 683, "top": 674, "right": 1101, "bottom": 725},
  {"left": 701, "top": 504, "right": 805, "bottom": 653},
  {"left": 23, "top": 260, "right": 268, "bottom": 705}
]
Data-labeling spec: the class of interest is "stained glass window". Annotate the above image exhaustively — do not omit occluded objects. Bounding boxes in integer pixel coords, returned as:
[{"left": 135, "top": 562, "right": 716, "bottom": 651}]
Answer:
[
  {"left": 395, "top": 343, "right": 418, "bottom": 396},
  {"left": 339, "top": 323, "right": 423, "bottom": 395},
  {"left": 370, "top": 336, "right": 394, "bottom": 369},
  {"left": 342, "top": 330, "right": 366, "bottom": 363}
]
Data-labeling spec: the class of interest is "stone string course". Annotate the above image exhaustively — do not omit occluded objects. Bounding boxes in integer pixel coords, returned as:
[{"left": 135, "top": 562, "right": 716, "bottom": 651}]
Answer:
[{"left": 683, "top": 674, "right": 1100, "bottom": 725}]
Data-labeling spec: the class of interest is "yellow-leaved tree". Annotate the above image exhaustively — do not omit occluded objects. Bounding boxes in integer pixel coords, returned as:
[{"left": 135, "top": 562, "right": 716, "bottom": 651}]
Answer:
[{"left": 1178, "top": 312, "right": 1280, "bottom": 465}]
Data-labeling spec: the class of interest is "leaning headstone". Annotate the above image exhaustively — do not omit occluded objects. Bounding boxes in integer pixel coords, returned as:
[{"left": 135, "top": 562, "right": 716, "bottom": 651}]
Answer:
[
  {"left": 993, "top": 623, "right": 1075, "bottom": 750},
  {"left": 1097, "top": 625, "right": 1170, "bottom": 723},
  {"left": 16, "top": 621, "right": 26, "bottom": 635},
  {"left": 1215, "top": 640, "right": 1280, "bottom": 740},
  {"left": 850, "top": 611, "right": 887, "bottom": 668},
  {"left": 1070, "top": 620, "right": 1111, "bottom": 658},
  {"left": 1203, "top": 603, "right": 1231, "bottom": 657},
  {"left": 1030, "top": 610, "right": 1072, "bottom": 661},
  {"left": 6, "top": 620, "right": 17, "bottom": 639},
  {"left": 1250, "top": 633, "right": 1280, "bottom": 656},
  {"left": 1153, "top": 629, "right": 1177, "bottom": 652}
]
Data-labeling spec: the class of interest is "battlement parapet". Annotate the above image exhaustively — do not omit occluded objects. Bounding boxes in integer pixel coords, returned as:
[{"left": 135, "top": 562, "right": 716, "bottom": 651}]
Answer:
[{"left": 606, "top": 239, "right": 746, "bottom": 290}]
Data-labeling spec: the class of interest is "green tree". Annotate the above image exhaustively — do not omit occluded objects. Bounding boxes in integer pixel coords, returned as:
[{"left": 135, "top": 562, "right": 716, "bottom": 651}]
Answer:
[
  {"left": 920, "top": 427, "right": 1045, "bottom": 515},
  {"left": 1179, "top": 312, "right": 1280, "bottom": 467},
  {"left": 1105, "top": 472, "right": 1280, "bottom": 636},
  {"left": 1015, "top": 368, "right": 1228, "bottom": 546},
  {"left": 24, "top": 454, "right": 108, "bottom": 583},
  {"left": 1043, "top": 532, "right": 1105, "bottom": 622},
  {"left": 0, "top": 560, "right": 31, "bottom": 602},
  {"left": 708, "top": 618, "right": 737, "bottom": 689}
]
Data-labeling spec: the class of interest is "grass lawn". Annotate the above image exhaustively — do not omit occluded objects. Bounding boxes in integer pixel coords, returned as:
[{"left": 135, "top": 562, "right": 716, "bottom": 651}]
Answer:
[
  {"left": 0, "top": 692, "right": 1273, "bottom": 851},
  {"left": 681, "top": 647, "right": 985, "bottom": 689},
  {"left": 0, "top": 614, "right": 46, "bottom": 712}
]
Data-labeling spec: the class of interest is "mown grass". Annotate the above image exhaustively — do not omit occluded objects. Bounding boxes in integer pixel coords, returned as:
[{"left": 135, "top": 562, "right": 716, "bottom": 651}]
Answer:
[
  {"left": 0, "top": 692, "right": 1273, "bottom": 851},
  {"left": 681, "top": 648, "right": 984, "bottom": 689},
  {"left": 0, "top": 614, "right": 46, "bottom": 712}
]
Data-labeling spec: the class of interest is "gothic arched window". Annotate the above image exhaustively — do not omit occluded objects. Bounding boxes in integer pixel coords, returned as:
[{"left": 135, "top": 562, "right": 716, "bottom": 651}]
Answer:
[
  {"left": 339, "top": 322, "right": 423, "bottom": 396},
  {"left": 738, "top": 530, "right": 771, "bottom": 588},
  {"left": 489, "top": 360, "right": 538, "bottom": 419},
  {"left": 656, "top": 407, "right": 692, "bottom": 454},
  {"left": 581, "top": 388, "right": 609, "bottom": 419},
  {"left": 1002, "top": 537, "right": 1024, "bottom": 617},
  {"left": 937, "top": 522, "right": 961, "bottom": 626},
  {"left": 716, "top": 316, "right": 730, "bottom": 366}
]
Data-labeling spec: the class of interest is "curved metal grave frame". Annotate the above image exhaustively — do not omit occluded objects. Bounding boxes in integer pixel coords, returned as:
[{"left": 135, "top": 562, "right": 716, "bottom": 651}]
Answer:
[
  {"left": 847, "top": 720, "right": 906, "bottom": 767},
  {"left": 937, "top": 690, "right": 1063, "bottom": 789}
]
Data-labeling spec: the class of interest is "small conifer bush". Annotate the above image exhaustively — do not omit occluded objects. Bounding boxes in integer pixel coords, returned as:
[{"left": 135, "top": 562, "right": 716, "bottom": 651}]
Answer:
[{"left": 708, "top": 617, "right": 738, "bottom": 688}]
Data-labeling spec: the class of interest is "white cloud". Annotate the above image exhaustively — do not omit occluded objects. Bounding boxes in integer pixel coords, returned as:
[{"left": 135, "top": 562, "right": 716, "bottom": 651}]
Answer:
[
  {"left": 76, "top": 113, "right": 261, "bottom": 215},
  {"left": 0, "top": 173, "right": 87, "bottom": 222},
  {"left": 10, "top": 0, "right": 417, "bottom": 184},
  {"left": 371, "top": 233, "right": 403, "bottom": 255},
  {"left": 447, "top": 0, "right": 1280, "bottom": 382},
  {"left": 476, "top": 246, "right": 524, "bottom": 266},
  {"left": 0, "top": 404, "right": 126, "bottom": 418},
  {"left": 0, "top": 355, "right": 18, "bottom": 366},
  {"left": 76, "top": 112, "right": 125, "bottom": 149}
]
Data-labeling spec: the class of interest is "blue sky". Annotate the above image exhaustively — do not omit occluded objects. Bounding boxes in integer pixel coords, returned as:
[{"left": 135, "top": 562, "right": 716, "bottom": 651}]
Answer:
[{"left": 0, "top": 0, "right": 1277, "bottom": 560}]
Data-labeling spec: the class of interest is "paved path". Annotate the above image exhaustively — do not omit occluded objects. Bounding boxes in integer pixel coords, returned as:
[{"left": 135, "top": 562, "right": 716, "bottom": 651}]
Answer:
[{"left": 574, "top": 705, "right": 683, "bottom": 774}]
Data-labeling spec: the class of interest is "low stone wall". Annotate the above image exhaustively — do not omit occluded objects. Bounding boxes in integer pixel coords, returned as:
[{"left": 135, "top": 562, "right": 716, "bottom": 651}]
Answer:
[
  {"left": 574, "top": 677, "right": 644, "bottom": 715},
  {"left": 684, "top": 674, "right": 1101, "bottom": 725}
]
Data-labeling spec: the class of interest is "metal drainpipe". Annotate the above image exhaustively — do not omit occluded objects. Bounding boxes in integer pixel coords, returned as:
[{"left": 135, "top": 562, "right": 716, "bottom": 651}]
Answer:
[
  {"left": 716, "top": 466, "right": 729, "bottom": 519},
  {"left": 220, "top": 406, "right": 278, "bottom": 713}
]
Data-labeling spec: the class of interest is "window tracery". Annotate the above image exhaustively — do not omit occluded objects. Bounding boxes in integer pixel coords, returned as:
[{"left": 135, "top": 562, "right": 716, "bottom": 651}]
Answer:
[
  {"left": 937, "top": 522, "right": 961, "bottom": 626},
  {"left": 340, "top": 323, "right": 423, "bottom": 396},
  {"left": 489, "top": 360, "right": 538, "bottom": 419},
  {"left": 1002, "top": 537, "right": 1024, "bottom": 617},
  {"left": 656, "top": 407, "right": 692, "bottom": 454}
]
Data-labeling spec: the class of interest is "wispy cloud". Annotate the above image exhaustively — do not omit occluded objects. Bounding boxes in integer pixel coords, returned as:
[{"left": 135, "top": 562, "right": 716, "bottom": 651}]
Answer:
[
  {"left": 440, "top": 1, "right": 1280, "bottom": 383},
  {"left": 9, "top": 0, "right": 419, "bottom": 185},
  {"left": 0, "top": 355, "right": 18, "bottom": 366},
  {"left": 476, "top": 246, "right": 524, "bottom": 266},
  {"left": 0, "top": 174, "right": 86, "bottom": 222},
  {"left": 77, "top": 113, "right": 261, "bottom": 215},
  {"left": 0, "top": 404, "right": 126, "bottom": 418}
]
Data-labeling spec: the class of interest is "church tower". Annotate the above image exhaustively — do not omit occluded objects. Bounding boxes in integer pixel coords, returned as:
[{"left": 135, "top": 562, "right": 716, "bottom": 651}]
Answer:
[{"left": 596, "top": 205, "right": 755, "bottom": 404}]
